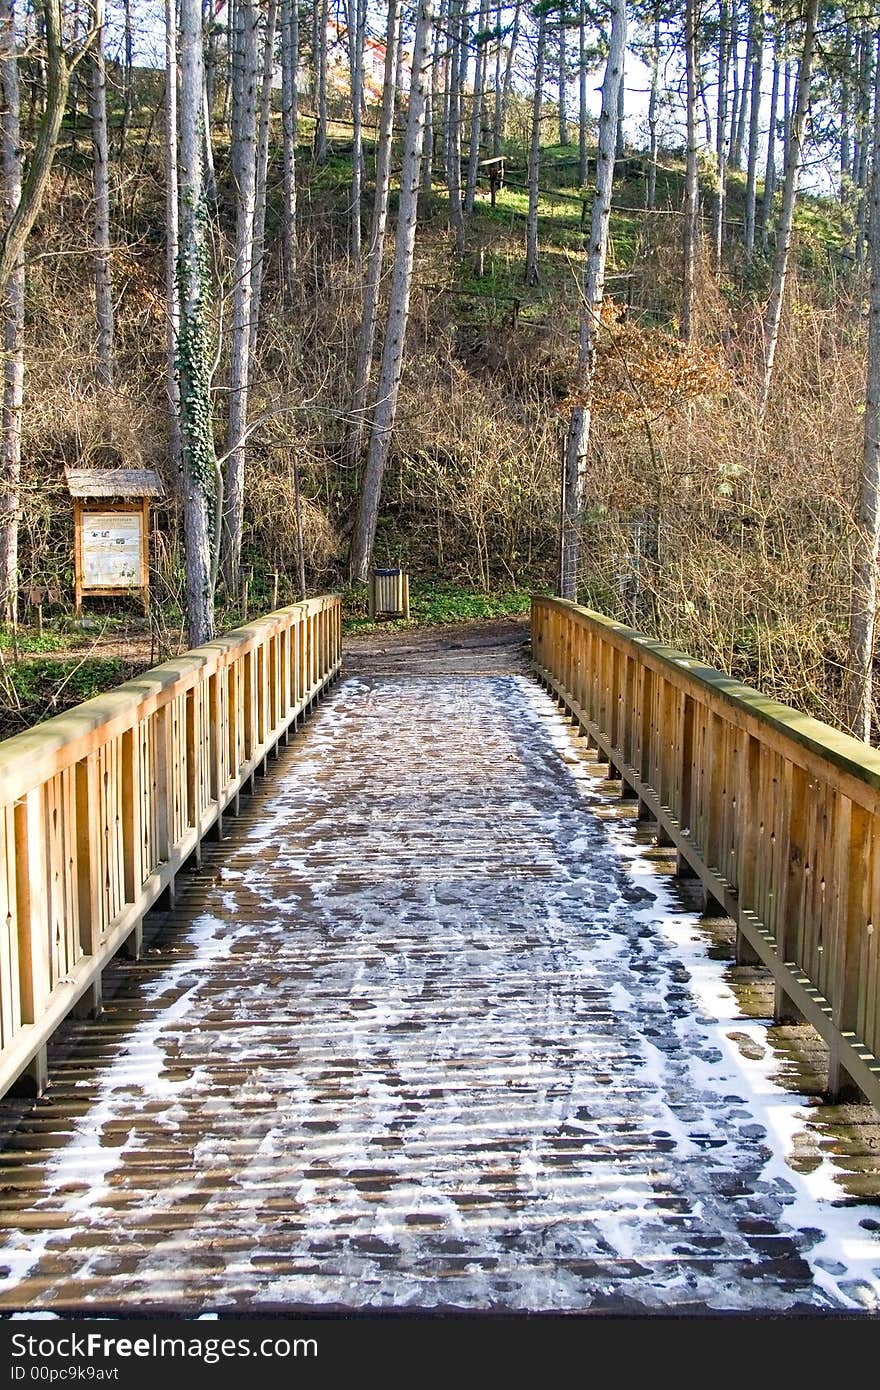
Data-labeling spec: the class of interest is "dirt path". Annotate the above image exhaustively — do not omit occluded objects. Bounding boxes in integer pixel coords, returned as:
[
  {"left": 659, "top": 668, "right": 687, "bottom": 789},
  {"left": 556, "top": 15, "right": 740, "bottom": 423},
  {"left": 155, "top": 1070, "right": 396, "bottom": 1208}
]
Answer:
[{"left": 343, "top": 617, "right": 531, "bottom": 676}]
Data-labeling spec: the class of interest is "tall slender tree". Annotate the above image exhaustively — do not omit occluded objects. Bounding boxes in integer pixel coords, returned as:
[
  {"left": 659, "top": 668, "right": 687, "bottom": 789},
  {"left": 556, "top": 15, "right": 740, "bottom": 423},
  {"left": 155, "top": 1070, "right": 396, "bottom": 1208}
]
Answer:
[
  {"left": 347, "top": 0, "right": 400, "bottom": 470},
  {"left": 713, "top": 0, "right": 730, "bottom": 271},
  {"left": 222, "top": 0, "right": 259, "bottom": 592},
  {"left": 0, "top": 0, "right": 23, "bottom": 625},
  {"left": 348, "top": 0, "right": 436, "bottom": 582},
  {"left": 760, "top": 0, "right": 819, "bottom": 416},
  {"left": 559, "top": 0, "right": 626, "bottom": 600},
  {"left": 0, "top": 2, "right": 75, "bottom": 301},
  {"left": 680, "top": 0, "right": 699, "bottom": 341},
  {"left": 280, "top": 0, "right": 299, "bottom": 294},
  {"left": 525, "top": 5, "right": 547, "bottom": 286},
  {"left": 465, "top": 0, "right": 490, "bottom": 213},
  {"left": 165, "top": 0, "right": 181, "bottom": 482},
  {"left": 743, "top": 3, "right": 763, "bottom": 259},
  {"left": 845, "top": 29, "right": 880, "bottom": 742},
  {"left": 89, "top": 0, "right": 113, "bottom": 386},
  {"left": 178, "top": 0, "right": 217, "bottom": 645}
]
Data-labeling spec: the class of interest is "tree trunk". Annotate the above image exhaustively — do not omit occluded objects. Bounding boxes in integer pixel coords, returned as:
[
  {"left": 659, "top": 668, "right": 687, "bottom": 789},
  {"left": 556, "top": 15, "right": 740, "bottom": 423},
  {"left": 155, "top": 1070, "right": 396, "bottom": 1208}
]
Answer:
[
  {"left": 178, "top": 0, "right": 216, "bottom": 647},
  {"left": 759, "top": 29, "right": 779, "bottom": 246},
  {"left": 782, "top": 57, "right": 792, "bottom": 172},
  {"left": 855, "top": 25, "right": 875, "bottom": 269},
  {"left": 164, "top": 0, "right": 181, "bottom": 487},
  {"left": 743, "top": 4, "right": 763, "bottom": 260},
  {"left": 88, "top": 0, "right": 113, "bottom": 386},
  {"left": 713, "top": 0, "right": 729, "bottom": 271},
  {"left": 203, "top": 73, "right": 218, "bottom": 207},
  {"left": 845, "top": 29, "right": 880, "bottom": 742},
  {"left": 728, "top": 0, "right": 740, "bottom": 163},
  {"left": 524, "top": 8, "right": 546, "bottom": 287},
  {"left": 446, "top": 0, "right": 465, "bottom": 254},
  {"left": 558, "top": 15, "right": 568, "bottom": 147},
  {"left": 615, "top": 65, "right": 624, "bottom": 159},
  {"left": 731, "top": 11, "right": 751, "bottom": 169},
  {"left": 496, "top": 0, "right": 520, "bottom": 155},
  {"left": 347, "top": 0, "right": 400, "bottom": 470},
  {"left": 349, "top": 0, "right": 366, "bottom": 265},
  {"left": 760, "top": 0, "right": 818, "bottom": 417},
  {"left": 680, "top": 0, "right": 698, "bottom": 343},
  {"left": 222, "top": 0, "right": 259, "bottom": 593},
  {"left": 465, "top": 0, "right": 489, "bottom": 214},
  {"left": 348, "top": 0, "right": 435, "bottom": 584},
  {"left": 250, "top": 0, "right": 277, "bottom": 360},
  {"left": 315, "top": 0, "right": 328, "bottom": 163},
  {"left": 280, "top": 0, "right": 299, "bottom": 295},
  {"left": 118, "top": 0, "right": 133, "bottom": 159},
  {"left": 646, "top": 1, "right": 659, "bottom": 208},
  {"left": 0, "top": 0, "right": 23, "bottom": 625},
  {"left": 0, "top": 3, "right": 71, "bottom": 306},
  {"left": 841, "top": 21, "right": 852, "bottom": 195},
  {"left": 560, "top": 0, "right": 626, "bottom": 601}
]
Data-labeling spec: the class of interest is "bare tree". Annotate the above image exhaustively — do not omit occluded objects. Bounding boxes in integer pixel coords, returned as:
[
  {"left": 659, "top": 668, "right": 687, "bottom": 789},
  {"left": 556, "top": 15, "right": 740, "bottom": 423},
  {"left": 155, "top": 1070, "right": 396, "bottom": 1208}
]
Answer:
[
  {"left": 557, "top": 10, "right": 568, "bottom": 146},
  {"left": 280, "top": 0, "right": 299, "bottom": 294},
  {"left": 743, "top": 3, "right": 763, "bottom": 259},
  {"left": 222, "top": 0, "right": 259, "bottom": 592},
  {"left": 250, "top": 0, "right": 277, "bottom": 358},
  {"left": 118, "top": 0, "right": 133, "bottom": 158},
  {"left": 348, "top": 0, "right": 435, "bottom": 583},
  {"left": 759, "top": 0, "right": 818, "bottom": 416},
  {"left": 493, "top": 0, "right": 521, "bottom": 156},
  {"left": 0, "top": 1, "right": 77, "bottom": 302},
  {"left": 165, "top": 0, "right": 181, "bottom": 482},
  {"left": 348, "top": 0, "right": 366, "bottom": 266},
  {"left": 88, "top": 0, "right": 113, "bottom": 386},
  {"left": 845, "top": 29, "right": 880, "bottom": 742},
  {"left": 760, "top": 25, "right": 780, "bottom": 245},
  {"left": 646, "top": 0, "right": 661, "bottom": 208},
  {"left": 178, "top": 0, "right": 217, "bottom": 646},
  {"left": 560, "top": 0, "right": 626, "bottom": 600},
  {"left": 0, "top": 0, "right": 22, "bottom": 624},
  {"left": 579, "top": 0, "right": 589, "bottom": 188},
  {"left": 713, "top": 0, "right": 729, "bottom": 271},
  {"left": 524, "top": 6, "right": 547, "bottom": 287},
  {"left": 465, "top": 0, "right": 490, "bottom": 214},
  {"left": 446, "top": 0, "right": 465, "bottom": 253},
  {"left": 680, "top": 0, "right": 698, "bottom": 342},
  {"left": 347, "top": 0, "right": 400, "bottom": 471},
  {"left": 315, "top": 0, "right": 328, "bottom": 162}
]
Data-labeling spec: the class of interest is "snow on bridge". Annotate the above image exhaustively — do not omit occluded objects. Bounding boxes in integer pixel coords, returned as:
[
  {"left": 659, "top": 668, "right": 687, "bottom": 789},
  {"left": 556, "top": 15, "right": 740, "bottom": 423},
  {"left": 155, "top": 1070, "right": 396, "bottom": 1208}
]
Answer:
[{"left": 0, "top": 658, "right": 878, "bottom": 1313}]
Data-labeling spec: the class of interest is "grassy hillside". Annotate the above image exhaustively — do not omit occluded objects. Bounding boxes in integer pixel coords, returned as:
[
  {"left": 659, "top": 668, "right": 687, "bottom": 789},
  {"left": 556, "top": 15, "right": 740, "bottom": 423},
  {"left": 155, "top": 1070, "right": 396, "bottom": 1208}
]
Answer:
[{"left": 2, "top": 73, "right": 866, "bottom": 731}]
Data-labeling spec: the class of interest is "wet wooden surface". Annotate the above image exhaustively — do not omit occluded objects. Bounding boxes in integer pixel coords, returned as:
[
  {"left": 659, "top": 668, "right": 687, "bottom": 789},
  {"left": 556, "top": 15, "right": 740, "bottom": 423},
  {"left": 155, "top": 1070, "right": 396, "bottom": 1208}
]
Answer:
[{"left": 0, "top": 669, "right": 878, "bottom": 1313}]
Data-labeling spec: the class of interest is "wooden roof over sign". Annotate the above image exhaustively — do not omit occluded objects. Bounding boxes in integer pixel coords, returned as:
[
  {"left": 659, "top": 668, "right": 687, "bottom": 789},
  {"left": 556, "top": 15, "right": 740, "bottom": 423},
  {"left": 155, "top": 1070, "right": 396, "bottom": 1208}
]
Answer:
[{"left": 65, "top": 467, "right": 164, "bottom": 499}]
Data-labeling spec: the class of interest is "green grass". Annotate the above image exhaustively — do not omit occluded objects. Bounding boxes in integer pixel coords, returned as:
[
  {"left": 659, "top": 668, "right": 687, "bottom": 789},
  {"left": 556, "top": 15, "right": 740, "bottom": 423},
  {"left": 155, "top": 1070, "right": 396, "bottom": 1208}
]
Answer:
[
  {"left": 0, "top": 629, "right": 67, "bottom": 653},
  {"left": 342, "top": 583, "right": 532, "bottom": 635},
  {"left": 0, "top": 657, "right": 141, "bottom": 735}
]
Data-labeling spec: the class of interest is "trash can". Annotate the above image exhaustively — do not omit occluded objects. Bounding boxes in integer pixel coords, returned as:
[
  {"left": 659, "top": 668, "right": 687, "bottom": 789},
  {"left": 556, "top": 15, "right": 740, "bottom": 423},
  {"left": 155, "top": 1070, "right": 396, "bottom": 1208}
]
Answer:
[{"left": 368, "top": 567, "right": 410, "bottom": 620}]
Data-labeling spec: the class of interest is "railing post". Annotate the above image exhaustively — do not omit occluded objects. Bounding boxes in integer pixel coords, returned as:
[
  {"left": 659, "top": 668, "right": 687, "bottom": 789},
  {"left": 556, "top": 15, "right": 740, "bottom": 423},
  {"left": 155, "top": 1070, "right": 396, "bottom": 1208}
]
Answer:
[
  {"left": 827, "top": 798, "right": 869, "bottom": 1099},
  {"left": 14, "top": 788, "right": 50, "bottom": 1026}
]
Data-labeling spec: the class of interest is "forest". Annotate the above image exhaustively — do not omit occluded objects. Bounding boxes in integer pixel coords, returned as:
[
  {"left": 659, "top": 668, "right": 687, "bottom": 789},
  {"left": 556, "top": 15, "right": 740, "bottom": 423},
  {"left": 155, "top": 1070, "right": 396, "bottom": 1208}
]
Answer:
[{"left": 0, "top": 0, "right": 876, "bottom": 741}]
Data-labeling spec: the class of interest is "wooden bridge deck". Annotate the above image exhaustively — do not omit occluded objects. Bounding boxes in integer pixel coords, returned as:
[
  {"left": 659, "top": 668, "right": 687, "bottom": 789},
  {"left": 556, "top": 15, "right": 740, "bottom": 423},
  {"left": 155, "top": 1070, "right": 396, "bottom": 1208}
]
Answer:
[{"left": 0, "top": 664, "right": 878, "bottom": 1313}]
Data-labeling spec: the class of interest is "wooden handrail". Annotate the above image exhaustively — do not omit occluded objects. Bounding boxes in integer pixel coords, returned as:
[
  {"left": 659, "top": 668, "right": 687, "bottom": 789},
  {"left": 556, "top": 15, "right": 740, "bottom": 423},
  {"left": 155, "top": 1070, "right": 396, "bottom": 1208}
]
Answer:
[
  {"left": 0, "top": 595, "right": 342, "bottom": 1099},
  {"left": 532, "top": 595, "right": 880, "bottom": 1113}
]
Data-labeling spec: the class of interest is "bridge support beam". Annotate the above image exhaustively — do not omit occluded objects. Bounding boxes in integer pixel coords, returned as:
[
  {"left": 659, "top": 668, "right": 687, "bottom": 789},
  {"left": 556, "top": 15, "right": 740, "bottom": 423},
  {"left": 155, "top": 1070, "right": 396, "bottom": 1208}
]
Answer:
[
  {"left": 9, "top": 1046, "right": 48, "bottom": 1099},
  {"left": 826, "top": 1048, "right": 863, "bottom": 1103},
  {"left": 121, "top": 919, "right": 144, "bottom": 961},
  {"left": 72, "top": 977, "right": 102, "bottom": 1020}
]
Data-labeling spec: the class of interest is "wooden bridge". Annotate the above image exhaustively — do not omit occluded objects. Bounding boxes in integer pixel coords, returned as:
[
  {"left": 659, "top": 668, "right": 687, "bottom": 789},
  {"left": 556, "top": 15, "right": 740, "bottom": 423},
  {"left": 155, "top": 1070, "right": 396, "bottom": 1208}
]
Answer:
[{"left": 0, "top": 596, "right": 878, "bottom": 1313}]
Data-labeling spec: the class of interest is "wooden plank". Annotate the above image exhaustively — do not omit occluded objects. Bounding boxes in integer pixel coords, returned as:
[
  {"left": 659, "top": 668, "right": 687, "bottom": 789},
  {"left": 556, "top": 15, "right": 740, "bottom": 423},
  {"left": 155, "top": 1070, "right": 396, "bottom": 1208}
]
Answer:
[
  {"left": 14, "top": 789, "right": 51, "bottom": 1025},
  {"left": 0, "top": 806, "right": 20, "bottom": 1048}
]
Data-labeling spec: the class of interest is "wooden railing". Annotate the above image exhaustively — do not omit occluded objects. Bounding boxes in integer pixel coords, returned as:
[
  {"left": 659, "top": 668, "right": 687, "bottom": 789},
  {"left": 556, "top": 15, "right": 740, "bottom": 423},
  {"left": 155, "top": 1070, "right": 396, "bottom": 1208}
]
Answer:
[
  {"left": 532, "top": 596, "right": 880, "bottom": 1112},
  {"left": 0, "top": 595, "right": 341, "bottom": 1099}
]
